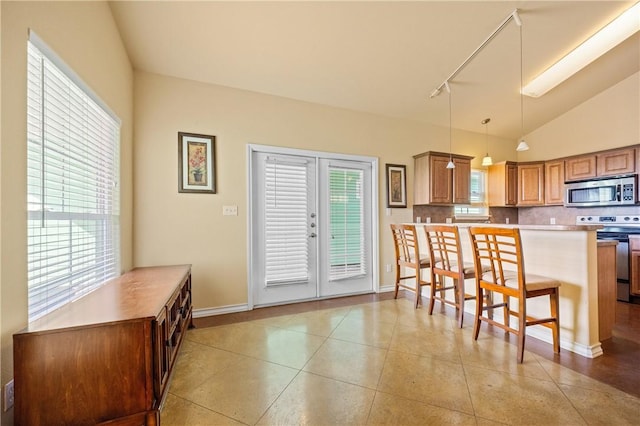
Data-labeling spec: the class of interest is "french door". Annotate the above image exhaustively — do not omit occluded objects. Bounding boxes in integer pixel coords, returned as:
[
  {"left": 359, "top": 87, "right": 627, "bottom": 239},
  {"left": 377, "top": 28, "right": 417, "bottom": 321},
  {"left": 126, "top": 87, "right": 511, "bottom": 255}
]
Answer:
[{"left": 249, "top": 146, "right": 376, "bottom": 307}]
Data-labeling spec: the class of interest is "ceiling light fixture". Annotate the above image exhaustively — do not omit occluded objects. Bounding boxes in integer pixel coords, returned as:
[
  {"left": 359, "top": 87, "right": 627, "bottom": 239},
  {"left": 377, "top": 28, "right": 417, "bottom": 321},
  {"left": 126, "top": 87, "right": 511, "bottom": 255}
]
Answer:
[
  {"left": 445, "top": 81, "right": 455, "bottom": 169},
  {"left": 481, "top": 118, "right": 493, "bottom": 167},
  {"left": 516, "top": 15, "right": 530, "bottom": 152},
  {"left": 522, "top": 2, "right": 640, "bottom": 98},
  {"left": 429, "top": 9, "right": 522, "bottom": 99}
]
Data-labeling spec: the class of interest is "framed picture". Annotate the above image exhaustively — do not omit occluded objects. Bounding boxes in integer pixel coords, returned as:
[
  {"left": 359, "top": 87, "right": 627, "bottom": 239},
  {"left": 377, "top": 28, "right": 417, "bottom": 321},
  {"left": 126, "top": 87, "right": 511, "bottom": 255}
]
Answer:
[
  {"left": 386, "top": 163, "right": 406, "bottom": 208},
  {"left": 178, "top": 132, "right": 216, "bottom": 194}
]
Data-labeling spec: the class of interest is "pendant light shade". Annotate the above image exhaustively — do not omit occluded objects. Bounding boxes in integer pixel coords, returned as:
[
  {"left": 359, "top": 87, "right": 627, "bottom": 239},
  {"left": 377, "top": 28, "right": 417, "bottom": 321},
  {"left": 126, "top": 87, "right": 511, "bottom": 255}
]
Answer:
[
  {"left": 516, "top": 140, "right": 530, "bottom": 151},
  {"left": 481, "top": 118, "right": 493, "bottom": 167}
]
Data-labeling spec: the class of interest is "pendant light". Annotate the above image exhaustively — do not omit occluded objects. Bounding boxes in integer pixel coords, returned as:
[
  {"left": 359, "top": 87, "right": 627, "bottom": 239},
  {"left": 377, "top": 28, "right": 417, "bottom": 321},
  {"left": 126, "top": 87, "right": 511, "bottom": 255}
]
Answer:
[
  {"left": 516, "top": 16, "right": 530, "bottom": 152},
  {"left": 481, "top": 118, "right": 493, "bottom": 166},
  {"left": 445, "top": 81, "right": 455, "bottom": 169}
]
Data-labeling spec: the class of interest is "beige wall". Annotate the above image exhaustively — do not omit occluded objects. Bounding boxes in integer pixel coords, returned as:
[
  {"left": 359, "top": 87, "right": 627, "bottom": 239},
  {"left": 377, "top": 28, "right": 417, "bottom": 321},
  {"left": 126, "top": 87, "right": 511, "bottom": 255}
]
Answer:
[
  {"left": 0, "top": 1, "right": 133, "bottom": 421},
  {"left": 517, "top": 72, "right": 640, "bottom": 161},
  {"left": 133, "top": 68, "right": 639, "bottom": 315},
  {"left": 133, "top": 71, "right": 516, "bottom": 311}
]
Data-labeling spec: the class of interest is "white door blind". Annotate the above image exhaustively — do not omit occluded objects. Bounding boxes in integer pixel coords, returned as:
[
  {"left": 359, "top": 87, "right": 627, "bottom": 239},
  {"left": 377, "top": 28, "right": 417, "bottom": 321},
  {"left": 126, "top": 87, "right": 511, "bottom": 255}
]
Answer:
[
  {"left": 26, "top": 40, "right": 120, "bottom": 322},
  {"left": 264, "top": 157, "right": 310, "bottom": 286},
  {"left": 328, "top": 167, "right": 365, "bottom": 281}
]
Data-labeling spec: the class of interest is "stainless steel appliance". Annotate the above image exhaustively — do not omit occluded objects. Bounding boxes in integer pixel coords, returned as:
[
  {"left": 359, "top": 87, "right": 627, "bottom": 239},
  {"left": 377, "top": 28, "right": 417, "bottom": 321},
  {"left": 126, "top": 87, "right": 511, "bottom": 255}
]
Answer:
[
  {"left": 566, "top": 175, "right": 637, "bottom": 207},
  {"left": 577, "top": 215, "right": 640, "bottom": 302}
]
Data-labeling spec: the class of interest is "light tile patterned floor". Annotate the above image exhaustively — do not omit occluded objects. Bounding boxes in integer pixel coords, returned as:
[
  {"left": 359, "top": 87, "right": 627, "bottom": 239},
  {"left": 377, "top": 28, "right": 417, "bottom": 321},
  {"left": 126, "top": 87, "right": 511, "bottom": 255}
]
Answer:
[{"left": 161, "top": 298, "right": 640, "bottom": 425}]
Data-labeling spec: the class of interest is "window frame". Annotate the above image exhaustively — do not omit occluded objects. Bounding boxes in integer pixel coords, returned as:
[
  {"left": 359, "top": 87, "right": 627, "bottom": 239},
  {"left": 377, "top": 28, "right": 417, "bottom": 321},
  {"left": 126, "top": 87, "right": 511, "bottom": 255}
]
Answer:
[{"left": 26, "top": 32, "right": 121, "bottom": 322}]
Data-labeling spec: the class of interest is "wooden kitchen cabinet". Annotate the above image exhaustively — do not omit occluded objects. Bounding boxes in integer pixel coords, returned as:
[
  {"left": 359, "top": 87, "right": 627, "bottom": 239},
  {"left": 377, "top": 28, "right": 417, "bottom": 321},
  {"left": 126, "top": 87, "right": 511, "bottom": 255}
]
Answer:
[
  {"left": 565, "top": 147, "right": 636, "bottom": 182},
  {"left": 413, "top": 151, "right": 473, "bottom": 205},
  {"left": 452, "top": 156, "right": 471, "bottom": 204},
  {"left": 597, "top": 241, "right": 617, "bottom": 340},
  {"left": 488, "top": 161, "right": 518, "bottom": 207},
  {"left": 631, "top": 236, "right": 640, "bottom": 296},
  {"left": 544, "top": 160, "right": 565, "bottom": 205},
  {"left": 596, "top": 147, "right": 636, "bottom": 177},
  {"left": 517, "top": 162, "right": 545, "bottom": 206},
  {"left": 565, "top": 155, "right": 597, "bottom": 181},
  {"left": 14, "top": 265, "right": 193, "bottom": 425}
]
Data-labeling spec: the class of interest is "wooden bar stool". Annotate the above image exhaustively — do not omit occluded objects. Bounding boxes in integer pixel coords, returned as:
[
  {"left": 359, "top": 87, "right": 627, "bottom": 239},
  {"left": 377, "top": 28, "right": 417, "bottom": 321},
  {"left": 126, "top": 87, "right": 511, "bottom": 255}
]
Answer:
[
  {"left": 424, "top": 224, "right": 488, "bottom": 328},
  {"left": 390, "top": 224, "right": 432, "bottom": 308},
  {"left": 467, "top": 226, "right": 561, "bottom": 363}
]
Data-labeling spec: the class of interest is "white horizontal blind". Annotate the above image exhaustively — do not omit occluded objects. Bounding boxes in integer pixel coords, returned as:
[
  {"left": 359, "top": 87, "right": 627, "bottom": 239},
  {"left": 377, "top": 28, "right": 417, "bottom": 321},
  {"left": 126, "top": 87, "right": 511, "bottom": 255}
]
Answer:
[
  {"left": 469, "top": 170, "right": 486, "bottom": 204},
  {"left": 328, "top": 167, "right": 365, "bottom": 281},
  {"left": 264, "top": 157, "right": 310, "bottom": 286},
  {"left": 26, "top": 40, "right": 120, "bottom": 322},
  {"left": 455, "top": 170, "right": 489, "bottom": 216}
]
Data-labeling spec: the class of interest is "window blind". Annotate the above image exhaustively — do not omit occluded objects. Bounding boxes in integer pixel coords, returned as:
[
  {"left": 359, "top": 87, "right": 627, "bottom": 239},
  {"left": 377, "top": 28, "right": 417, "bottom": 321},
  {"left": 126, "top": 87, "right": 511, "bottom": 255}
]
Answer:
[
  {"left": 455, "top": 170, "right": 488, "bottom": 216},
  {"left": 328, "top": 167, "right": 365, "bottom": 281},
  {"left": 26, "top": 39, "right": 120, "bottom": 322},
  {"left": 264, "top": 157, "right": 310, "bottom": 286}
]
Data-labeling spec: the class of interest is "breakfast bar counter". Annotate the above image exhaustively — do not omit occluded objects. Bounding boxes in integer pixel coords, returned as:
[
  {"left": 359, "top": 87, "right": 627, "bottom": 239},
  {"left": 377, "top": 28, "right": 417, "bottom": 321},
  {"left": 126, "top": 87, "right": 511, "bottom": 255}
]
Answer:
[{"left": 410, "top": 223, "right": 606, "bottom": 358}]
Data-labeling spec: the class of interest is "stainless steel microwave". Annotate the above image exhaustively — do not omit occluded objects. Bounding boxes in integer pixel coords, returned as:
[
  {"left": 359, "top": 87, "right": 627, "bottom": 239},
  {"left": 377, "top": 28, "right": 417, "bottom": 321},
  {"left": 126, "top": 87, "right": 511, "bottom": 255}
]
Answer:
[{"left": 565, "top": 175, "right": 637, "bottom": 207}]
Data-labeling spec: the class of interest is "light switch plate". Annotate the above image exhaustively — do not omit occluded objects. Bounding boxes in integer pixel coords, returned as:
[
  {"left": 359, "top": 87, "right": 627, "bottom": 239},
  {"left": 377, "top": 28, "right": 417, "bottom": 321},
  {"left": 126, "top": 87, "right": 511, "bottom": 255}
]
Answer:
[{"left": 223, "top": 205, "right": 238, "bottom": 216}]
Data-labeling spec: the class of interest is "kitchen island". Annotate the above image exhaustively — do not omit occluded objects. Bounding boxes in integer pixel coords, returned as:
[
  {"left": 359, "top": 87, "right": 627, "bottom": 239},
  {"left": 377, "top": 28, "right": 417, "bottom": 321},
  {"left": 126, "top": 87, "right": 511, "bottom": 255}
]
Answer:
[{"left": 411, "top": 223, "right": 606, "bottom": 358}]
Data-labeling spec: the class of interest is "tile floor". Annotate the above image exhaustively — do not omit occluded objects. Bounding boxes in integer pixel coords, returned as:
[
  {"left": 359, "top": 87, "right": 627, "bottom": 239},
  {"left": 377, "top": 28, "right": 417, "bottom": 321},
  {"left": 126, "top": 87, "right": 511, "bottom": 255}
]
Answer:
[{"left": 161, "top": 295, "right": 640, "bottom": 425}]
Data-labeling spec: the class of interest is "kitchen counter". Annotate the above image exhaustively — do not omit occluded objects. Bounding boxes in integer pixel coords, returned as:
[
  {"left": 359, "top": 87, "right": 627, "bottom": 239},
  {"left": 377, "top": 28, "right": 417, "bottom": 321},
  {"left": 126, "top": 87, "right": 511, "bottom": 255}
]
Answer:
[
  {"left": 437, "top": 222, "right": 603, "bottom": 232},
  {"left": 409, "top": 222, "right": 604, "bottom": 358}
]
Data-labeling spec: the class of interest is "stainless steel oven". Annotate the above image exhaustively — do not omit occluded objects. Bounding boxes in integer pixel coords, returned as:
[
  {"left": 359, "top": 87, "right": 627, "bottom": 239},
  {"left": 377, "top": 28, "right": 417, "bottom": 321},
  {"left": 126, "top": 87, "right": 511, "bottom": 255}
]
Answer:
[{"left": 578, "top": 215, "right": 640, "bottom": 302}]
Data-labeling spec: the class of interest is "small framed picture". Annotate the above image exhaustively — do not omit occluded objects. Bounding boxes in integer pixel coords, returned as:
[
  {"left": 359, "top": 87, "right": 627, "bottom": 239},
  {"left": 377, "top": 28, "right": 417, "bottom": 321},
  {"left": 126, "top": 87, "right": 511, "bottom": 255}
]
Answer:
[
  {"left": 178, "top": 132, "right": 216, "bottom": 194},
  {"left": 386, "top": 164, "right": 406, "bottom": 208}
]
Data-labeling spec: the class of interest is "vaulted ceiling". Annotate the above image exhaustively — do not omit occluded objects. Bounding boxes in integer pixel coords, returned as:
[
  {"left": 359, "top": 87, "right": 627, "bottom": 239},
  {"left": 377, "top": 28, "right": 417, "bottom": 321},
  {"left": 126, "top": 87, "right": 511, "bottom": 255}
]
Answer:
[{"left": 109, "top": 1, "right": 640, "bottom": 140}]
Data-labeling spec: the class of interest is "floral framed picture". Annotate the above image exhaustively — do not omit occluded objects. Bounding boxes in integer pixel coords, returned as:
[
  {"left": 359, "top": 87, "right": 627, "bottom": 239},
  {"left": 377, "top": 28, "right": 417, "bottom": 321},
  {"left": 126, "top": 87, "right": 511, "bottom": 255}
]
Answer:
[
  {"left": 178, "top": 132, "right": 216, "bottom": 193},
  {"left": 386, "top": 163, "right": 406, "bottom": 208}
]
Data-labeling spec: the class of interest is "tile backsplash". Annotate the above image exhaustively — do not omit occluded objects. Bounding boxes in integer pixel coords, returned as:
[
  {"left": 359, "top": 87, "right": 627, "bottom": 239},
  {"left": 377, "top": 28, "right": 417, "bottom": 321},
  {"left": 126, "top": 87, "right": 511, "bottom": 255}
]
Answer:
[
  {"left": 518, "top": 205, "right": 640, "bottom": 225},
  {"left": 412, "top": 204, "right": 639, "bottom": 225}
]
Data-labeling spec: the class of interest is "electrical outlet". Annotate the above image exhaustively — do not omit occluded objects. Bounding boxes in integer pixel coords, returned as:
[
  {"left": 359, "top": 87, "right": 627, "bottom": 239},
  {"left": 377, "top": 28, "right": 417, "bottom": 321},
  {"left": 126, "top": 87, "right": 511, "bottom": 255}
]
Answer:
[
  {"left": 385, "top": 264, "right": 392, "bottom": 273},
  {"left": 3, "top": 379, "right": 14, "bottom": 412},
  {"left": 550, "top": 217, "right": 556, "bottom": 225},
  {"left": 222, "top": 205, "right": 238, "bottom": 216}
]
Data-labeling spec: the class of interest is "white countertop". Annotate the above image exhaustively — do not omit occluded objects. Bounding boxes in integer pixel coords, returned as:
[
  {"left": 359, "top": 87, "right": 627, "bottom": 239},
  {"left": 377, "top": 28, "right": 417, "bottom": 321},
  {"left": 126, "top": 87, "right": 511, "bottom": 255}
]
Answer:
[{"left": 409, "top": 222, "right": 603, "bottom": 232}]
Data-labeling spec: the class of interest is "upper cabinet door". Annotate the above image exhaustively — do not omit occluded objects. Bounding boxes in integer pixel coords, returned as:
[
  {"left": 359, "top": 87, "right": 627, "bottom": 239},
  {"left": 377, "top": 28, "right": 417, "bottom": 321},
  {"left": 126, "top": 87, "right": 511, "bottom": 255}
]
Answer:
[
  {"left": 545, "top": 160, "right": 565, "bottom": 205},
  {"left": 596, "top": 148, "right": 636, "bottom": 177},
  {"left": 429, "top": 155, "right": 453, "bottom": 204},
  {"left": 565, "top": 155, "right": 597, "bottom": 182},
  {"left": 518, "top": 162, "right": 545, "bottom": 206},
  {"left": 452, "top": 157, "right": 471, "bottom": 204}
]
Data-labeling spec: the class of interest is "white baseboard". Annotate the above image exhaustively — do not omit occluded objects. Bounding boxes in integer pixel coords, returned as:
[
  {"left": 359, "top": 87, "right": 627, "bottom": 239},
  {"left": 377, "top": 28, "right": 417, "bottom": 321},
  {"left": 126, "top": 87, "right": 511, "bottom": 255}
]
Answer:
[
  {"left": 195, "top": 286, "right": 397, "bottom": 319},
  {"left": 193, "top": 304, "right": 249, "bottom": 318},
  {"left": 525, "top": 326, "right": 603, "bottom": 358}
]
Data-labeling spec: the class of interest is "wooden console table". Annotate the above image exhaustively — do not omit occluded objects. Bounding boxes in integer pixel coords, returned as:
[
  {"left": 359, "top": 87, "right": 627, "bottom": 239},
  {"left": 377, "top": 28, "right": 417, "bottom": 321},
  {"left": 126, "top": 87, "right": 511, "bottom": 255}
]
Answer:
[{"left": 13, "top": 264, "right": 193, "bottom": 425}]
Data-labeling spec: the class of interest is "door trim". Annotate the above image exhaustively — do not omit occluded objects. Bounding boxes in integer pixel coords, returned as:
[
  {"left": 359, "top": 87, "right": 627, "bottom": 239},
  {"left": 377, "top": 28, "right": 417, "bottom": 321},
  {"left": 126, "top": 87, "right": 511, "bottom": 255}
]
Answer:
[{"left": 247, "top": 144, "right": 379, "bottom": 310}]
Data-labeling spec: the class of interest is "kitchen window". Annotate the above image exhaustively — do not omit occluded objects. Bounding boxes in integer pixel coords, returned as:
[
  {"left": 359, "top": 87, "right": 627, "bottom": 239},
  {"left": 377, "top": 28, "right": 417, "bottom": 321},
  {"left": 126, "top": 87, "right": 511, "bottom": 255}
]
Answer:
[
  {"left": 455, "top": 169, "right": 489, "bottom": 218},
  {"left": 26, "top": 32, "right": 121, "bottom": 322}
]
